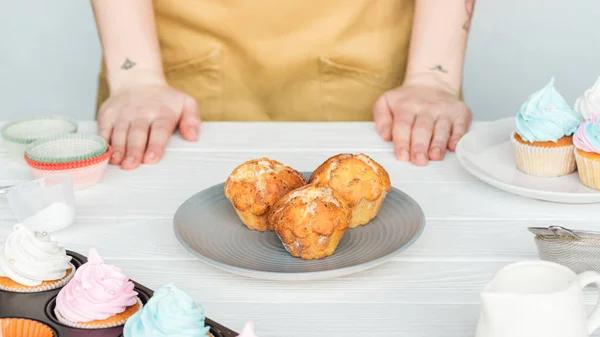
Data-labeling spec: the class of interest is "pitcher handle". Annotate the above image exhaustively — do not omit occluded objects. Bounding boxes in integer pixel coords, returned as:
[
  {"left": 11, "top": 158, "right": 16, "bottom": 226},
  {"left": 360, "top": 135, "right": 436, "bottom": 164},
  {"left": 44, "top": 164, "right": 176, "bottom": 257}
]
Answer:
[{"left": 579, "top": 271, "right": 600, "bottom": 334}]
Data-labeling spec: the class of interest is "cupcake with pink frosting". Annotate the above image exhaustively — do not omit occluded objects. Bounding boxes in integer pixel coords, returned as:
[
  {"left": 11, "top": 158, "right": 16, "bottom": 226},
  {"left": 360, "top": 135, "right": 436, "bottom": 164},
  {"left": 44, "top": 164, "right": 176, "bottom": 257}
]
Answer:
[
  {"left": 54, "top": 248, "right": 142, "bottom": 329},
  {"left": 237, "top": 322, "right": 259, "bottom": 337},
  {"left": 573, "top": 114, "right": 600, "bottom": 190}
]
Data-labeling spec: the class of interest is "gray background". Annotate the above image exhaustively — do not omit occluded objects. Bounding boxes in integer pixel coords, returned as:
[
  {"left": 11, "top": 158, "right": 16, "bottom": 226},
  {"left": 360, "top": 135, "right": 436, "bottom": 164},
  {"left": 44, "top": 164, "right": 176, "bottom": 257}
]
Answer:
[{"left": 1, "top": 0, "right": 599, "bottom": 121}]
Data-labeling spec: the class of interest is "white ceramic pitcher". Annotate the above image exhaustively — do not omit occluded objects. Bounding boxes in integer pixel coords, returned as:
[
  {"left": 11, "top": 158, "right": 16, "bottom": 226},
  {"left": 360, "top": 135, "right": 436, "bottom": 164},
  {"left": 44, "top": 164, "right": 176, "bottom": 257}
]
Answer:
[{"left": 476, "top": 260, "right": 600, "bottom": 337}]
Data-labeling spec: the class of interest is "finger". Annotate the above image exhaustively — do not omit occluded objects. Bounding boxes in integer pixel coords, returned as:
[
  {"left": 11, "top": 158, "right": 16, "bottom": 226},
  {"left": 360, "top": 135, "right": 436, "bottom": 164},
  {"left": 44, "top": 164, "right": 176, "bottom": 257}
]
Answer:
[
  {"left": 448, "top": 110, "right": 472, "bottom": 151},
  {"left": 96, "top": 106, "right": 117, "bottom": 143},
  {"left": 121, "top": 118, "right": 151, "bottom": 170},
  {"left": 97, "top": 122, "right": 113, "bottom": 144},
  {"left": 144, "top": 114, "right": 177, "bottom": 164},
  {"left": 373, "top": 95, "right": 393, "bottom": 141},
  {"left": 428, "top": 116, "right": 452, "bottom": 161},
  {"left": 179, "top": 95, "right": 201, "bottom": 141},
  {"left": 110, "top": 120, "right": 130, "bottom": 165},
  {"left": 392, "top": 110, "right": 416, "bottom": 162},
  {"left": 410, "top": 113, "right": 435, "bottom": 166}
]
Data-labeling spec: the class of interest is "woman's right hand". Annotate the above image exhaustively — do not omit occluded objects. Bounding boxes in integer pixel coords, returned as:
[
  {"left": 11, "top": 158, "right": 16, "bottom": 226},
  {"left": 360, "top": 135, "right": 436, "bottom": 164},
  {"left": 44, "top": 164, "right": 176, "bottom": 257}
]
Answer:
[{"left": 97, "top": 79, "right": 202, "bottom": 170}]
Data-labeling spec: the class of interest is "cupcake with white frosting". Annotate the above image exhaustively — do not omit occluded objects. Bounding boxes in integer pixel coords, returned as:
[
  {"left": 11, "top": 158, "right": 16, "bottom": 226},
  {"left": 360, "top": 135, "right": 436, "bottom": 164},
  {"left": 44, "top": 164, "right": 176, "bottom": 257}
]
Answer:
[
  {"left": 575, "top": 76, "right": 600, "bottom": 121},
  {"left": 55, "top": 248, "right": 142, "bottom": 329},
  {"left": 0, "top": 224, "right": 75, "bottom": 292}
]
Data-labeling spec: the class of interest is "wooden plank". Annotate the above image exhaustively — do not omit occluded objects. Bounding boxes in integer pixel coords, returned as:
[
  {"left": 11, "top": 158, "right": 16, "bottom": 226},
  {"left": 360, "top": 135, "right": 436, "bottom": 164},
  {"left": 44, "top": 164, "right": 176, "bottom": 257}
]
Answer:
[
  {"left": 1, "top": 121, "right": 483, "bottom": 153},
  {"left": 0, "top": 218, "right": 548, "bottom": 261}
]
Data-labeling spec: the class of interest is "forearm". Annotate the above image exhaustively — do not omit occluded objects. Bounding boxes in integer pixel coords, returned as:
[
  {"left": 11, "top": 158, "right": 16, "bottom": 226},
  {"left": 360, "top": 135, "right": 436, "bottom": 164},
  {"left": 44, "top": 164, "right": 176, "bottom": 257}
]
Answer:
[
  {"left": 91, "top": 0, "right": 165, "bottom": 92},
  {"left": 404, "top": 0, "right": 475, "bottom": 96}
]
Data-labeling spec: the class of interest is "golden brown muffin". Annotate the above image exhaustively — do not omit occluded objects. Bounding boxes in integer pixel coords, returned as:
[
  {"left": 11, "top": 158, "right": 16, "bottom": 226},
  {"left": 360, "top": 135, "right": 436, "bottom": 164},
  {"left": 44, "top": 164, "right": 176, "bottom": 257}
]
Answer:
[
  {"left": 269, "top": 185, "right": 351, "bottom": 260},
  {"left": 309, "top": 153, "right": 391, "bottom": 228},
  {"left": 224, "top": 158, "right": 306, "bottom": 231}
]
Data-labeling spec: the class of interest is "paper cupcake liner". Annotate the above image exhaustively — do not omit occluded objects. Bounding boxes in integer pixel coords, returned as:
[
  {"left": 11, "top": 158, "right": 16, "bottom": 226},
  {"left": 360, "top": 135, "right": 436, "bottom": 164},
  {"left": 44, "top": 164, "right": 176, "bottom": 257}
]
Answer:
[
  {"left": 575, "top": 150, "right": 600, "bottom": 190},
  {"left": 0, "top": 263, "right": 75, "bottom": 293},
  {"left": 55, "top": 298, "right": 143, "bottom": 329},
  {"left": 25, "top": 133, "right": 107, "bottom": 164},
  {"left": 511, "top": 136, "right": 576, "bottom": 177},
  {"left": 0, "top": 116, "right": 78, "bottom": 145},
  {"left": 25, "top": 145, "right": 112, "bottom": 170},
  {"left": 28, "top": 156, "right": 110, "bottom": 191},
  {"left": 0, "top": 318, "right": 55, "bottom": 337}
]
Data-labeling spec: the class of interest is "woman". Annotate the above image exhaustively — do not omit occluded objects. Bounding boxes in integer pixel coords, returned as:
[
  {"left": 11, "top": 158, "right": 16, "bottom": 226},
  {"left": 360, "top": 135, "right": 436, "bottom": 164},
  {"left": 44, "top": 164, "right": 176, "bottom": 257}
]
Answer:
[{"left": 92, "top": 0, "right": 474, "bottom": 170}]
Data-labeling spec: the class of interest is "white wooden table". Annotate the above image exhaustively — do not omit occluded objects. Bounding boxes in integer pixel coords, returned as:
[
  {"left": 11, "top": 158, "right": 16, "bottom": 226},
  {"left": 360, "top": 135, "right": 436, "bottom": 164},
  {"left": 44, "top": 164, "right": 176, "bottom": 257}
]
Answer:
[{"left": 1, "top": 121, "right": 598, "bottom": 337}]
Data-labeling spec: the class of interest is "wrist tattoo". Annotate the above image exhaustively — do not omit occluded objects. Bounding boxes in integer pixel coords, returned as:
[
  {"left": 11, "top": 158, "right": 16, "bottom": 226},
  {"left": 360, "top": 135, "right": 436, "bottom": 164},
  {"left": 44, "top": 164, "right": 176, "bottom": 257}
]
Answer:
[
  {"left": 463, "top": 0, "right": 476, "bottom": 32},
  {"left": 430, "top": 65, "right": 448, "bottom": 74},
  {"left": 121, "top": 58, "right": 136, "bottom": 70}
]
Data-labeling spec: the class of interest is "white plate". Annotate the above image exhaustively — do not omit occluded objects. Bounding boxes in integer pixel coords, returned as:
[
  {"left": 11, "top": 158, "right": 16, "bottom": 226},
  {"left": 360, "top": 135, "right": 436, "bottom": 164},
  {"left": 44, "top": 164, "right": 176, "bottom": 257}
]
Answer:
[{"left": 455, "top": 117, "right": 600, "bottom": 204}]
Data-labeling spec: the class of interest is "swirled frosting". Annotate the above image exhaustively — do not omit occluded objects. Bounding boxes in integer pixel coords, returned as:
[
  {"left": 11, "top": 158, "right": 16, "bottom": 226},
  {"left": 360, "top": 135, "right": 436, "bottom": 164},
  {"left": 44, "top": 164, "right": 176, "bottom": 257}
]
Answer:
[
  {"left": 515, "top": 78, "right": 582, "bottom": 142},
  {"left": 0, "top": 224, "right": 72, "bottom": 286},
  {"left": 238, "top": 322, "right": 259, "bottom": 337},
  {"left": 575, "top": 76, "right": 600, "bottom": 120},
  {"left": 123, "top": 283, "right": 211, "bottom": 337},
  {"left": 573, "top": 115, "right": 600, "bottom": 154},
  {"left": 55, "top": 248, "right": 138, "bottom": 323}
]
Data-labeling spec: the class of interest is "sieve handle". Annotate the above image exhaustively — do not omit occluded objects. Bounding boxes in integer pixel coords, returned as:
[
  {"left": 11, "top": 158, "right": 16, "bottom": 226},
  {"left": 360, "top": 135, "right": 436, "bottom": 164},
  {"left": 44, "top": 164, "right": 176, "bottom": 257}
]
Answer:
[{"left": 579, "top": 271, "right": 600, "bottom": 334}]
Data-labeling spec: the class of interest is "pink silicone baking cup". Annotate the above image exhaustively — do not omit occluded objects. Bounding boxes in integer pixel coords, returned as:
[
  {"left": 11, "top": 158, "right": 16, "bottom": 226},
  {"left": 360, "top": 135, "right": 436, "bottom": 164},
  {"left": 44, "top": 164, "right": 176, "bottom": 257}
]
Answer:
[{"left": 25, "top": 146, "right": 112, "bottom": 190}]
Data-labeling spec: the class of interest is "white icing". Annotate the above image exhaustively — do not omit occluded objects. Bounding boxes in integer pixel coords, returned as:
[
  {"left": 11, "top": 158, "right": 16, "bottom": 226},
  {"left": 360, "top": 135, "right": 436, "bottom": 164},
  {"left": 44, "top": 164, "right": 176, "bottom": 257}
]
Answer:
[
  {"left": 0, "top": 224, "right": 72, "bottom": 286},
  {"left": 575, "top": 76, "right": 600, "bottom": 120}
]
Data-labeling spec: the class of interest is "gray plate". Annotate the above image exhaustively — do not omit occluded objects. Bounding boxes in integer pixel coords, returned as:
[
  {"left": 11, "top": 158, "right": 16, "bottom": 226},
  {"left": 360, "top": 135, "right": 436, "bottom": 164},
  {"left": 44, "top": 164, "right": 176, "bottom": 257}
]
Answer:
[{"left": 173, "top": 173, "right": 426, "bottom": 280}]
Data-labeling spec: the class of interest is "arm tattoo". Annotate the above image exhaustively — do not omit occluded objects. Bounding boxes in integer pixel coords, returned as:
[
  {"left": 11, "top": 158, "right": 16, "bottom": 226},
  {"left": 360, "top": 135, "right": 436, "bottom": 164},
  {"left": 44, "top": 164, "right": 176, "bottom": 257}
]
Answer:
[
  {"left": 430, "top": 65, "right": 448, "bottom": 74},
  {"left": 121, "top": 58, "right": 136, "bottom": 70},
  {"left": 463, "top": 0, "right": 476, "bottom": 32}
]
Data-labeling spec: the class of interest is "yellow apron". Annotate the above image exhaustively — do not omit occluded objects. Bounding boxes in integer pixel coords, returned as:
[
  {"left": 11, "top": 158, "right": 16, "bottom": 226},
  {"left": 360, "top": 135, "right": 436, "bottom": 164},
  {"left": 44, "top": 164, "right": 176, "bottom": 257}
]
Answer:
[{"left": 97, "top": 0, "right": 415, "bottom": 121}]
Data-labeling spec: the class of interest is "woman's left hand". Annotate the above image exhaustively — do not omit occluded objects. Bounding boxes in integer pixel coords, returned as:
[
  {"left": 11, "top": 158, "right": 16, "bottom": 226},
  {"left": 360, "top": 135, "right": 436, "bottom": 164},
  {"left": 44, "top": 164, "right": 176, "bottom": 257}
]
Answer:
[{"left": 373, "top": 76, "right": 472, "bottom": 166}]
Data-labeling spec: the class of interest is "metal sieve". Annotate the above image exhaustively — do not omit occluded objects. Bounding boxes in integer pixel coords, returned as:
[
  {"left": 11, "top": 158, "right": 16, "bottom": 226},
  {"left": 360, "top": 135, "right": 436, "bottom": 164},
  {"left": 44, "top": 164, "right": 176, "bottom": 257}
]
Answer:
[{"left": 529, "top": 226, "right": 600, "bottom": 274}]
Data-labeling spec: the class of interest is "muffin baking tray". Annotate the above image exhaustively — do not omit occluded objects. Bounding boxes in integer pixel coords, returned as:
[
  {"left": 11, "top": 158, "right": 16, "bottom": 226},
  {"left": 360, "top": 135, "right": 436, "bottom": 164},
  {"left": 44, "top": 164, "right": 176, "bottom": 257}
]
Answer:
[{"left": 0, "top": 250, "right": 238, "bottom": 337}]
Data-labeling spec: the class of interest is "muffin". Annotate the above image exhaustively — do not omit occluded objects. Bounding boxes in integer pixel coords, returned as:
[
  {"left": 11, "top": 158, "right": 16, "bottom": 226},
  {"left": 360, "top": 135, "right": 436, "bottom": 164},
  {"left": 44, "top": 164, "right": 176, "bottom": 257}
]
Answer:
[
  {"left": 269, "top": 185, "right": 351, "bottom": 260},
  {"left": 574, "top": 76, "right": 600, "bottom": 121},
  {"left": 224, "top": 158, "right": 306, "bottom": 231},
  {"left": 123, "top": 283, "right": 213, "bottom": 337},
  {"left": 309, "top": 153, "right": 390, "bottom": 228},
  {"left": 55, "top": 248, "right": 142, "bottom": 329},
  {"left": 512, "top": 77, "right": 583, "bottom": 177},
  {"left": 0, "top": 224, "right": 74, "bottom": 293},
  {"left": 573, "top": 115, "right": 600, "bottom": 190}
]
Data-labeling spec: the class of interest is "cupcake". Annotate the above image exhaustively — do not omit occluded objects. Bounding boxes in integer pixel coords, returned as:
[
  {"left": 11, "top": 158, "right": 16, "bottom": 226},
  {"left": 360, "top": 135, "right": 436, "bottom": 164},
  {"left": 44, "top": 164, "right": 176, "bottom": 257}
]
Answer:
[
  {"left": 0, "top": 318, "right": 55, "bottom": 337},
  {"left": 54, "top": 248, "right": 142, "bottom": 329},
  {"left": 309, "top": 153, "right": 390, "bottom": 228},
  {"left": 224, "top": 158, "right": 306, "bottom": 231},
  {"left": 269, "top": 185, "right": 351, "bottom": 260},
  {"left": 0, "top": 224, "right": 74, "bottom": 293},
  {"left": 238, "top": 322, "right": 259, "bottom": 337},
  {"left": 573, "top": 115, "right": 600, "bottom": 190},
  {"left": 575, "top": 76, "right": 600, "bottom": 121},
  {"left": 123, "top": 283, "right": 213, "bottom": 337},
  {"left": 512, "top": 78, "right": 583, "bottom": 177}
]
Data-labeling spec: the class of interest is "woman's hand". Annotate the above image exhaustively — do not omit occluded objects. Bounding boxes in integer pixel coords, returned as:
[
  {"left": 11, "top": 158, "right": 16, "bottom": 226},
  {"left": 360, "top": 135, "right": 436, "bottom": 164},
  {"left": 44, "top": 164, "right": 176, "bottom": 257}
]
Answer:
[
  {"left": 97, "top": 76, "right": 201, "bottom": 170},
  {"left": 373, "top": 75, "right": 472, "bottom": 166}
]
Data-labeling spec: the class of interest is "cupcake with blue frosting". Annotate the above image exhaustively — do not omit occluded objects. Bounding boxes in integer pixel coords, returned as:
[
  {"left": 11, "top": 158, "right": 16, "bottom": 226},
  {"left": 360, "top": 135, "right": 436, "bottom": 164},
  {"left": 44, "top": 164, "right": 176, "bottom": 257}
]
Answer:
[
  {"left": 573, "top": 115, "right": 600, "bottom": 189},
  {"left": 123, "top": 283, "right": 213, "bottom": 337},
  {"left": 512, "top": 78, "right": 583, "bottom": 177}
]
